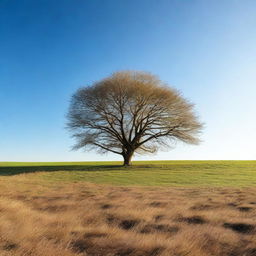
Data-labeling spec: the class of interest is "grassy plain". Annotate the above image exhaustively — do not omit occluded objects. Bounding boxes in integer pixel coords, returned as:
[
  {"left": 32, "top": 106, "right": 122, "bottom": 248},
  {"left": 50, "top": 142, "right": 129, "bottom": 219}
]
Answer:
[
  {"left": 1, "top": 160, "right": 256, "bottom": 186},
  {"left": 0, "top": 161, "right": 256, "bottom": 256}
]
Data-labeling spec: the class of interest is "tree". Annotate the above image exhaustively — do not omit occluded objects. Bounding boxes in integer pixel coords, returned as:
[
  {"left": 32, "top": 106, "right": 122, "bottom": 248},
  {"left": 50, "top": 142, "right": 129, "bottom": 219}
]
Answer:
[{"left": 67, "top": 71, "right": 203, "bottom": 166}]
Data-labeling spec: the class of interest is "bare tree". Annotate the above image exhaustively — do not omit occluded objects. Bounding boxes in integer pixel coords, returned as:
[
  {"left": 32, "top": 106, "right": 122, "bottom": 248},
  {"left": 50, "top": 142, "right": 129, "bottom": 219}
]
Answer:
[{"left": 67, "top": 71, "right": 203, "bottom": 166}]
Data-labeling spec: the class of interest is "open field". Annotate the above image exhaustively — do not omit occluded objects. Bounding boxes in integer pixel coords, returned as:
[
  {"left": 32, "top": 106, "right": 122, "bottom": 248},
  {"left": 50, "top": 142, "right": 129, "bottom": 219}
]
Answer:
[
  {"left": 1, "top": 161, "right": 256, "bottom": 186},
  {"left": 0, "top": 161, "right": 256, "bottom": 256}
]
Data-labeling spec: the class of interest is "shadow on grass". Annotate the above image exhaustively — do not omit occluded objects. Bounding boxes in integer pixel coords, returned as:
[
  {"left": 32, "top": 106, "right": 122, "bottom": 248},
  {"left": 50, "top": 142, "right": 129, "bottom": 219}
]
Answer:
[{"left": 0, "top": 165, "right": 125, "bottom": 176}]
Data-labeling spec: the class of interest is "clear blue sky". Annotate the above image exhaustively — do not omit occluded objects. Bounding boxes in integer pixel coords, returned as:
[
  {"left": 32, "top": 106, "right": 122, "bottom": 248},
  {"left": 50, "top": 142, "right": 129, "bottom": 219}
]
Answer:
[{"left": 0, "top": 0, "right": 255, "bottom": 161}]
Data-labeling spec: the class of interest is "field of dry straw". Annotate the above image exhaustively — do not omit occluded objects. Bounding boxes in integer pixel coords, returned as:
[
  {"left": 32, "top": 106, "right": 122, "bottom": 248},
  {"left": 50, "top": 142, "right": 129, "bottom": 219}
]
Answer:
[{"left": 0, "top": 169, "right": 256, "bottom": 256}]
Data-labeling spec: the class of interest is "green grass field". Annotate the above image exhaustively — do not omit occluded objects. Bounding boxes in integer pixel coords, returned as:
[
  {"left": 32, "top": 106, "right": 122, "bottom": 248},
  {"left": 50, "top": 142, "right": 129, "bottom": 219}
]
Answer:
[{"left": 1, "top": 160, "right": 256, "bottom": 187}]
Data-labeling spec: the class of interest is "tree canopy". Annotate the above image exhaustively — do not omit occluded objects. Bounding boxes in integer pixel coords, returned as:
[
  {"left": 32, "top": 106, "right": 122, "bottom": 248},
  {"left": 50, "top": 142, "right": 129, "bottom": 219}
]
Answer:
[{"left": 67, "top": 71, "right": 203, "bottom": 165}]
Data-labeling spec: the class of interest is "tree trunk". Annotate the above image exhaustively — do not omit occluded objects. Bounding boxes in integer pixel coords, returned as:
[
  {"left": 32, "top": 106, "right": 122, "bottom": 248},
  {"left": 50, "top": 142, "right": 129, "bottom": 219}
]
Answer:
[{"left": 123, "top": 152, "right": 133, "bottom": 166}]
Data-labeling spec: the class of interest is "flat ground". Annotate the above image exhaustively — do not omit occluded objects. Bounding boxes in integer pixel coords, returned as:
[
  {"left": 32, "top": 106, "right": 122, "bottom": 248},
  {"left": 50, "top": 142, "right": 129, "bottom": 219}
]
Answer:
[{"left": 0, "top": 161, "right": 256, "bottom": 256}]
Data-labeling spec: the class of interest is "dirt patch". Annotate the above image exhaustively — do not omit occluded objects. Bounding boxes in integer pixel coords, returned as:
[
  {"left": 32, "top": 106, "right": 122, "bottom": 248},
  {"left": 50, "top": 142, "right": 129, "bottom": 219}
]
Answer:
[
  {"left": 13, "top": 195, "right": 27, "bottom": 201},
  {"left": 115, "top": 248, "right": 134, "bottom": 256},
  {"left": 190, "top": 204, "right": 214, "bottom": 210},
  {"left": 106, "top": 214, "right": 119, "bottom": 224},
  {"left": 229, "top": 247, "right": 256, "bottom": 256},
  {"left": 154, "top": 215, "right": 165, "bottom": 222},
  {"left": 46, "top": 196, "right": 66, "bottom": 202},
  {"left": 119, "top": 219, "right": 140, "bottom": 230},
  {"left": 70, "top": 239, "right": 91, "bottom": 253},
  {"left": 238, "top": 207, "right": 253, "bottom": 212},
  {"left": 100, "top": 203, "right": 113, "bottom": 209},
  {"left": 83, "top": 232, "right": 107, "bottom": 238},
  {"left": 140, "top": 224, "right": 179, "bottom": 235},
  {"left": 223, "top": 223, "right": 255, "bottom": 234},
  {"left": 114, "top": 247, "right": 163, "bottom": 256},
  {"left": 149, "top": 201, "right": 167, "bottom": 207},
  {"left": 227, "top": 202, "right": 238, "bottom": 207},
  {"left": 177, "top": 215, "right": 206, "bottom": 224},
  {"left": 38, "top": 204, "right": 69, "bottom": 212},
  {"left": 243, "top": 248, "right": 256, "bottom": 256},
  {"left": 148, "top": 247, "right": 164, "bottom": 256},
  {"left": 70, "top": 239, "right": 162, "bottom": 256},
  {"left": 106, "top": 214, "right": 140, "bottom": 230},
  {"left": 3, "top": 242, "right": 18, "bottom": 251}
]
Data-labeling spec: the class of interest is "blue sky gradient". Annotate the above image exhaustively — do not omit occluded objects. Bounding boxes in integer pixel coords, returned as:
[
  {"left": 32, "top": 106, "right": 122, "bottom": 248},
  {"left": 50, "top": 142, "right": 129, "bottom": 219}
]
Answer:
[{"left": 0, "top": 0, "right": 255, "bottom": 161}]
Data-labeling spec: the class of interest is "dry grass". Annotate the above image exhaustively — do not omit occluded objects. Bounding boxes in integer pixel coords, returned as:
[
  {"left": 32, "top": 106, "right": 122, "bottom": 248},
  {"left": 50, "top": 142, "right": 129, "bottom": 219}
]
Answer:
[{"left": 0, "top": 175, "right": 256, "bottom": 256}]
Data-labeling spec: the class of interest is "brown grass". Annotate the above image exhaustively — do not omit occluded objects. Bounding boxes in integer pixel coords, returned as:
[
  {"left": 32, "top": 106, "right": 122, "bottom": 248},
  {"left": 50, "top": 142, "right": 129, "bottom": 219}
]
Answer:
[{"left": 0, "top": 176, "right": 256, "bottom": 255}]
